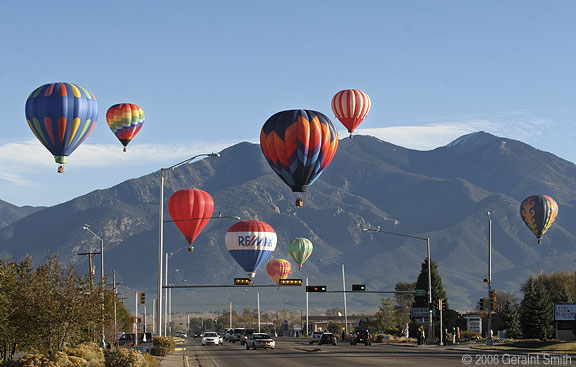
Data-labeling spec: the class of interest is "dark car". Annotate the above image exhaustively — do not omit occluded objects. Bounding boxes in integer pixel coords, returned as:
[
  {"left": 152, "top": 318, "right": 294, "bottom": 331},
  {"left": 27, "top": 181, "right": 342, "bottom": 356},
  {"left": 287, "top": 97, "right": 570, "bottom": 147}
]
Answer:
[
  {"left": 319, "top": 332, "right": 337, "bottom": 345},
  {"left": 118, "top": 332, "right": 152, "bottom": 346},
  {"left": 240, "top": 328, "right": 256, "bottom": 345},
  {"left": 231, "top": 328, "right": 245, "bottom": 343},
  {"left": 351, "top": 329, "right": 372, "bottom": 345}
]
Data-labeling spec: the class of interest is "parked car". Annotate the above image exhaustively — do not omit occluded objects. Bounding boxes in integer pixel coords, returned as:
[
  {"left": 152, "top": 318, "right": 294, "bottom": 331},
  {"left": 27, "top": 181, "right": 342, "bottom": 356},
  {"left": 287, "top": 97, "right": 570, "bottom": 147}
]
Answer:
[
  {"left": 351, "top": 328, "right": 372, "bottom": 345},
  {"left": 319, "top": 332, "right": 337, "bottom": 345},
  {"left": 117, "top": 332, "right": 153, "bottom": 346},
  {"left": 241, "top": 328, "right": 256, "bottom": 345},
  {"left": 231, "top": 328, "right": 245, "bottom": 343},
  {"left": 309, "top": 331, "right": 323, "bottom": 344},
  {"left": 245, "top": 333, "right": 275, "bottom": 350},
  {"left": 202, "top": 332, "right": 221, "bottom": 346}
]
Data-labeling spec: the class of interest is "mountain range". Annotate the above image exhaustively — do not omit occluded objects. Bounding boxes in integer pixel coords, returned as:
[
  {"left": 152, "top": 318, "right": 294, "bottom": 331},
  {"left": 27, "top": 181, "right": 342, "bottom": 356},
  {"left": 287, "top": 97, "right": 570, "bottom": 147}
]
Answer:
[{"left": 1, "top": 131, "right": 575, "bottom": 314}]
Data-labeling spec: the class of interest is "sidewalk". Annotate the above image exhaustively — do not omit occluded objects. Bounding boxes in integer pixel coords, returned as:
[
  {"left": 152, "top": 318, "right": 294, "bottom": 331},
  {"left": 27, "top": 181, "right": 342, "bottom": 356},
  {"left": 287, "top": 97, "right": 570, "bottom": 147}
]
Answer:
[{"left": 158, "top": 347, "right": 194, "bottom": 367}]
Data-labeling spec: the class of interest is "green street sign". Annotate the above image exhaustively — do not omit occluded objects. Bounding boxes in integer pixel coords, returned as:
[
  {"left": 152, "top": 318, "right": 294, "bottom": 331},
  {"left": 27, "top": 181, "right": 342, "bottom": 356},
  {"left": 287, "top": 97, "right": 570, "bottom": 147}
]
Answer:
[{"left": 415, "top": 289, "right": 425, "bottom": 296}]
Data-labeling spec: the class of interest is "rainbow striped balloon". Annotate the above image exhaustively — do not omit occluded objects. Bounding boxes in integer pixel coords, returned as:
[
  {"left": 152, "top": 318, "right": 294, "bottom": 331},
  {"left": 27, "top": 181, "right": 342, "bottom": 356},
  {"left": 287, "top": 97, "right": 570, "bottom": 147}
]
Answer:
[
  {"left": 25, "top": 82, "right": 98, "bottom": 172},
  {"left": 106, "top": 103, "right": 145, "bottom": 151}
]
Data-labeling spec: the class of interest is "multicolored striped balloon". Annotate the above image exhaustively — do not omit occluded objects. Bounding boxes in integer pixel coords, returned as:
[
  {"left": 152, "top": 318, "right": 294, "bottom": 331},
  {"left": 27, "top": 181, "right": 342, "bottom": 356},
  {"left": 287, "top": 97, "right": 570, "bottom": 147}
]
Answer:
[
  {"left": 106, "top": 103, "right": 145, "bottom": 152},
  {"left": 260, "top": 109, "right": 339, "bottom": 205},
  {"left": 266, "top": 259, "right": 292, "bottom": 284},
  {"left": 287, "top": 237, "right": 313, "bottom": 269},
  {"left": 25, "top": 82, "right": 98, "bottom": 173},
  {"left": 520, "top": 194, "right": 558, "bottom": 244},
  {"left": 331, "top": 89, "right": 371, "bottom": 137}
]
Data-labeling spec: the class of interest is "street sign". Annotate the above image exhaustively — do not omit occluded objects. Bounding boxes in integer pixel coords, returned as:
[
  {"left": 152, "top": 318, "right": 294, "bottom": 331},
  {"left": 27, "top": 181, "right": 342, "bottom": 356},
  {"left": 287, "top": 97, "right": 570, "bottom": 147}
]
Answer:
[
  {"left": 415, "top": 289, "right": 425, "bottom": 296},
  {"left": 411, "top": 307, "right": 430, "bottom": 318}
]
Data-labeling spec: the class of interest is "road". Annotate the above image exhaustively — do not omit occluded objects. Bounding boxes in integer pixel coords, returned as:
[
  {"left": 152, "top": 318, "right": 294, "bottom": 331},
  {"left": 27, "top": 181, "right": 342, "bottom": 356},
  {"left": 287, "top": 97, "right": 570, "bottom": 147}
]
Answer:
[{"left": 182, "top": 337, "right": 481, "bottom": 367}]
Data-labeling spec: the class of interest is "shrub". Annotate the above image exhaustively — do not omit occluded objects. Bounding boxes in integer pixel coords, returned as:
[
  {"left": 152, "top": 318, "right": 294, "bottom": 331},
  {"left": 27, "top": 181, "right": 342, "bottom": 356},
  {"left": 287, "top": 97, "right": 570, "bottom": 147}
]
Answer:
[
  {"left": 459, "top": 330, "right": 480, "bottom": 341},
  {"left": 105, "top": 348, "right": 146, "bottom": 367},
  {"left": 16, "top": 354, "right": 58, "bottom": 367},
  {"left": 65, "top": 342, "right": 104, "bottom": 363},
  {"left": 149, "top": 337, "right": 175, "bottom": 357},
  {"left": 143, "top": 354, "right": 159, "bottom": 367}
]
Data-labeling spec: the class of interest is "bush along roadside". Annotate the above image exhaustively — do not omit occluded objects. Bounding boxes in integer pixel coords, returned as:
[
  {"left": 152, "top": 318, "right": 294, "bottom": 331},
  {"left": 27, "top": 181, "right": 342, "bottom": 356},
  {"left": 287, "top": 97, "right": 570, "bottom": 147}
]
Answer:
[{"left": 149, "top": 337, "right": 176, "bottom": 357}]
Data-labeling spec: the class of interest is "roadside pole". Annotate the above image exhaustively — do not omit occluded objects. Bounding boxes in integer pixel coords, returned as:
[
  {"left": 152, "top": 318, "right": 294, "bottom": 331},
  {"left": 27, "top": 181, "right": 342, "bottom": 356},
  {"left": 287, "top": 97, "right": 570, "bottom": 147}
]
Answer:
[{"left": 135, "top": 292, "right": 139, "bottom": 346}]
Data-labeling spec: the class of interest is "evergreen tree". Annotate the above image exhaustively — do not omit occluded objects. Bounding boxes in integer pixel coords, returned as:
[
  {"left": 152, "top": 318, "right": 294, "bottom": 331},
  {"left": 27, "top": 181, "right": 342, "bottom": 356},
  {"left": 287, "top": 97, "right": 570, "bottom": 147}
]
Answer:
[
  {"left": 520, "top": 277, "right": 554, "bottom": 339},
  {"left": 374, "top": 298, "right": 398, "bottom": 334},
  {"left": 394, "top": 282, "right": 415, "bottom": 324},
  {"left": 412, "top": 258, "right": 448, "bottom": 309},
  {"left": 500, "top": 299, "right": 521, "bottom": 338}
]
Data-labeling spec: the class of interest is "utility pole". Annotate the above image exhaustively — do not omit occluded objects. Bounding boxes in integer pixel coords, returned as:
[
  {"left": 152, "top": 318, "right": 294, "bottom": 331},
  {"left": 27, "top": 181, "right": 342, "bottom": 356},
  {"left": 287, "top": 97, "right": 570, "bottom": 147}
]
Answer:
[
  {"left": 229, "top": 302, "right": 232, "bottom": 328},
  {"left": 487, "top": 212, "right": 494, "bottom": 346},
  {"left": 78, "top": 250, "right": 100, "bottom": 291}
]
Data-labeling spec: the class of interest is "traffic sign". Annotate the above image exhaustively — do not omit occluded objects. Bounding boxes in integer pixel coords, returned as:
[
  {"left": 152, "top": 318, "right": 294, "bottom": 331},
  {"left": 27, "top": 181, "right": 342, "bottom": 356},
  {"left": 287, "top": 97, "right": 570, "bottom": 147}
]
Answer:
[{"left": 415, "top": 289, "right": 425, "bottom": 296}]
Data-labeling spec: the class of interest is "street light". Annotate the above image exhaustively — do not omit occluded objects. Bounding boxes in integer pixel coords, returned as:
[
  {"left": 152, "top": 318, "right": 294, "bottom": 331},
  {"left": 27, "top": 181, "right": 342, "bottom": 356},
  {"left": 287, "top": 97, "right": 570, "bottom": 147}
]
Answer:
[
  {"left": 361, "top": 226, "right": 433, "bottom": 345},
  {"left": 165, "top": 248, "right": 188, "bottom": 336},
  {"left": 318, "top": 258, "right": 348, "bottom": 338},
  {"left": 83, "top": 224, "right": 106, "bottom": 347},
  {"left": 157, "top": 153, "right": 220, "bottom": 336}
]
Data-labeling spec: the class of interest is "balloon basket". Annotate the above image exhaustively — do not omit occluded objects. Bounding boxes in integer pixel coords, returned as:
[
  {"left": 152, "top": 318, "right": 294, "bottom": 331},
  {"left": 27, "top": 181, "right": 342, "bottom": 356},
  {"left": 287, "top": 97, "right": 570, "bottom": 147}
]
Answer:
[
  {"left": 57, "top": 165, "right": 64, "bottom": 173},
  {"left": 295, "top": 197, "right": 303, "bottom": 207},
  {"left": 123, "top": 147, "right": 127, "bottom": 152},
  {"left": 349, "top": 133, "right": 354, "bottom": 138}
]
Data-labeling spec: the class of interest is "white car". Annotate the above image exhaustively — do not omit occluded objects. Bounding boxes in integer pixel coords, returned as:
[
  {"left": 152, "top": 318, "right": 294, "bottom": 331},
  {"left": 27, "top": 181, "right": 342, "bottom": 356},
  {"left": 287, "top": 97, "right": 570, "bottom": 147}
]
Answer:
[
  {"left": 218, "top": 333, "right": 224, "bottom": 344},
  {"left": 246, "top": 333, "right": 275, "bottom": 350},
  {"left": 175, "top": 331, "right": 188, "bottom": 338},
  {"left": 202, "top": 332, "right": 220, "bottom": 346}
]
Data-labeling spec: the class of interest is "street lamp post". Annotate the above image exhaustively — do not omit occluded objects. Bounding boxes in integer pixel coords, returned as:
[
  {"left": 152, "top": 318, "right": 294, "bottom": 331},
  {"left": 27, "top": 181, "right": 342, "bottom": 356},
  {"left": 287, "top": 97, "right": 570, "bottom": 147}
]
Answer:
[
  {"left": 157, "top": 153, "right": 220, "bottom": 336},
  {"left": 362, "top": 227, "right": 433, "bottom": 345},
  {"left": 83, "top": 224, "right": 106, "bottom": 347},
  {"left": 319, "top": 258, "right": 348, "bottom": 337},
  {"left": 487, "top": 212, "right": 494, "bottom": 346}
]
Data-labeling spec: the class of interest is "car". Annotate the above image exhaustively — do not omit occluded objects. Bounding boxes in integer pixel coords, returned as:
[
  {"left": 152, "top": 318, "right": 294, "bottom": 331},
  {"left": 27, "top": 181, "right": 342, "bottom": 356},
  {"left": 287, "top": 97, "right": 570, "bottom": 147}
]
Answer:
[
  {"left": 245, "top": 333, "right": 275, "bottom": 350},
  {"left": 202, "top": 332, "right": 221, "bottom": 346},
  {"left": 117, "top": 332, "right": 153, "bottom": 346},
  {"left": 218, "top": 332, "right": 224, "bottom": 344},
  {"left": 231, "top": 328, "right": 245, "bottom": 343},
  {"left": 175, "top": 331, "right": 188, "bottom": 338},
  {"left": 319, "top": 332, "right": 337, "bottom": 345},
  {"left": 224, "top": 328, "right": 234, "bottom": 341},
  {"left": 309, "top": 331, "right": 323, "bottom": 344},
  {"left": 351, "top": 328, "right": 372, "bottom": 345},
  {"left": 240, "top": 328, "right": 256, "bottom": 345}
]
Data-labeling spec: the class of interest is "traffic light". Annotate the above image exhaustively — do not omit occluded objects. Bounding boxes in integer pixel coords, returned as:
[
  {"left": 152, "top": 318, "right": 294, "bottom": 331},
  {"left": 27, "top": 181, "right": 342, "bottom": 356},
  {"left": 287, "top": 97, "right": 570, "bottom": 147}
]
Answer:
[
  {"left": 234, "top": 278, "right": 252, "bottom": 285},
  {"left": 306, "top": 285, "right": 327, "bottom": 292},
  {"left": 279, "top": 279, "right": 302, "bottom": 286},
  {"left": 490, "top": 290, "right": 496, "bottom": 310},
  {"left": 478, "top": 298, "right": 485, "bottom": 311},
  {"left": 438, "top": 299, "right": 442, "bottom": 310},
  {"left": 438, "top": 299, "right": 446, "bottom": 310},
  {"left": 139, "top": 292, "right": 145, "bottom": 305},
  {"left": 352, "top": 284, "right": 366, "bottom": 291}
]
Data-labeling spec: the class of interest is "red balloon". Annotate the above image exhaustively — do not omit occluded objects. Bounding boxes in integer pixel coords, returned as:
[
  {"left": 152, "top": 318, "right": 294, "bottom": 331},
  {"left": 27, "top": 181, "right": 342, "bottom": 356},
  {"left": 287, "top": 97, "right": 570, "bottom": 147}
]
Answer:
[
  {"left": 331, "top": 89, "right": 371, "bottom": 136},
  {"left": 168, "top": 189, "right": 214, "bottom": 245}
]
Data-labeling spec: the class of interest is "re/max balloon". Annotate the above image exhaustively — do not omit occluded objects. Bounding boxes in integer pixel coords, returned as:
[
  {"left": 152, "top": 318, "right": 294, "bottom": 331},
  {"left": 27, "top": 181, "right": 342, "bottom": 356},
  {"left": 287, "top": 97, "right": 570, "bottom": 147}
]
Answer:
[
  {"left": 225, "top": 220, "right": 277, "bottom": 279},
  {"left": 331, "top": 89, "right": 371, "bottom": 137},
  {"left": 266, "top": 259, "right": 292, "bottom": 285},
  {"left": 168, "top": 189, "right": 214, "bottom": 245},
  {"left": 260, "top": 109, "right": 338, "bottom": 206},
  {"left": 106, "top": 103, "right": 145, "bottom": 151},
  {"left": 287, "top": 237, "right": 313, "bottom": 269},
  {"left": 25, "top": 82, "right": 98, "bottom": 173},
  {"left": 520, "top": 194, "right": 558, "bottom": 244}
]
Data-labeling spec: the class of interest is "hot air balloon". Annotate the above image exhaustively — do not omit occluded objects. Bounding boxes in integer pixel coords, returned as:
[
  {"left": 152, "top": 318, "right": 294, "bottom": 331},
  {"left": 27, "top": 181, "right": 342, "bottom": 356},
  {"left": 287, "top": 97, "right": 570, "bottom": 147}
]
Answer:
[
  {"left": 287, "top": 237, "right": 313, "bottom": 269},
  {"left": 520, "top": 194, "right": 559, "bottom": 244},
  {"left": 266, "top": 259, "right": 292, "bottom": 285},
  {"left": 168, "top": 189, "right": 214, "bottom": 246},
  {"left": 331, "top": 89, "right": 371, "bottom": 138},
  {"left": 260, "top": 109, "right": 339, "bottom": 206},
  {"left": 25, "top": 82, "right": 98, "bottom": 173},
  {"left": 225, "top": 220, "right": 277, "bottom": 279},
  {"left": 106, "top": 103, "right": 145, "bottom": 152}
]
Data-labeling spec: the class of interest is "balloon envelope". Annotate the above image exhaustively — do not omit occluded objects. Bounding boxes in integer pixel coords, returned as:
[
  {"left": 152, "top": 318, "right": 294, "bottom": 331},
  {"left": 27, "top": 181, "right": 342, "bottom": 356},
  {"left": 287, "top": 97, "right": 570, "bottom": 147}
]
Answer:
[
  {"left": 106, "top": 103, "right": 144, "bottom": 151},
  {"left": 331, "top": 89, "right": 371, "bottom": 135},
  {"left": 520, "top": 194, "right": 558, "bottom": 244},
  {"left": 260, "top": 109, "right": 338, "bottom": 193},
  {"left": 287, "top": 237, "right": 313, "bottom": 269},
  {"left": 226, "top": 220, "right": 277, "bottom": 278},
  {"left": 266, "top": 259, "right": 292, "bottom": 284},
  {"left": 168, "top": 189, "right": 214, "bottom": 245},
  {"left": 25, "top": 82, "right": 98, "bottom": 171}
]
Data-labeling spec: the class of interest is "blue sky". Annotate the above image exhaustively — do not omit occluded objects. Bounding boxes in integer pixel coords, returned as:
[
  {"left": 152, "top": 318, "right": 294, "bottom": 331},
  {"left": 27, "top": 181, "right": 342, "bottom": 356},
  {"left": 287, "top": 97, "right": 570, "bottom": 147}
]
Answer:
[{"left": 2, "top": 1, "right": 576, "bottom": 206}]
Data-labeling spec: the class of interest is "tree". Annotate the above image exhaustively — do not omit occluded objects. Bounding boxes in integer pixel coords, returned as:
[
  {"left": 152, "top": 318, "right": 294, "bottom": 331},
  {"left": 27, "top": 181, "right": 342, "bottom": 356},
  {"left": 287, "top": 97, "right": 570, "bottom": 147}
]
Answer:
[
  {"left": 394, "top": 282, "right": 415, "bottom": 325},
  {"left": 412, "top": 258, "right": 448, "bottom": 309},
  {"left": 373, "top": 298, "right": 399, "bottom": 334},
  {"left": 520, "top": 276, "right": 554, "bottom": 339},
  {"left": 500, "top": 299, "right": 521, "bottom": 338}
]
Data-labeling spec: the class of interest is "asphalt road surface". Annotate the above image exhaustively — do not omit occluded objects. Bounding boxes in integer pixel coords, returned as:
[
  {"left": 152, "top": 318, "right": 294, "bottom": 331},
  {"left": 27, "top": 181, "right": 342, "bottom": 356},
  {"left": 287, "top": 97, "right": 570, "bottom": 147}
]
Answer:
[{"left": 183, "top": 337, "right": 483, "bottom": 367}]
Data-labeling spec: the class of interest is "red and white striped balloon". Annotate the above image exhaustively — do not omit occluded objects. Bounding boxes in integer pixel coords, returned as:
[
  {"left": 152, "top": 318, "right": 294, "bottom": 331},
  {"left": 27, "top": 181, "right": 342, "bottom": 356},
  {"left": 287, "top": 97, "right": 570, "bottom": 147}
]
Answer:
[{"left": 331, "top": 89, "right": 371, "bottom": 137}]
